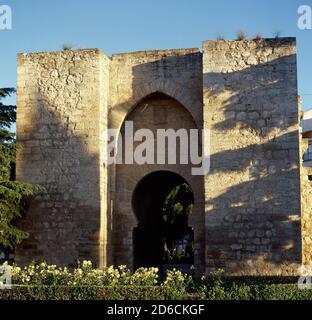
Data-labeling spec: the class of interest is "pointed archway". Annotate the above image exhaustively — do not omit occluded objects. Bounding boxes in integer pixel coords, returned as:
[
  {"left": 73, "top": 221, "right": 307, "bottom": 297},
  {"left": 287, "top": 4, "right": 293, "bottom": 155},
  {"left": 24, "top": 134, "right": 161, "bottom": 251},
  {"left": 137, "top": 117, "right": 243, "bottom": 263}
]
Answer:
[{"left": 113, "top": 91, "right": 205, "bottom": 272}]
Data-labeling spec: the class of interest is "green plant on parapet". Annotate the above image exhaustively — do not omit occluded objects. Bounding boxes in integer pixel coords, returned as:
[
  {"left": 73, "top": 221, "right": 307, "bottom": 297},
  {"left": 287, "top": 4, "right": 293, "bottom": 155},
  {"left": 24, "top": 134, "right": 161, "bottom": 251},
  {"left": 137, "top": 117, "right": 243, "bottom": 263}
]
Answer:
[
  {"left": 273, "top": 31, "right": 282, "bottom": 39},
  {"left": 62, "top": 43, "right": 73, "bottom": 51},
  {"left": 254, "top": 33, "right": 263, "bottom": 40},
  {"left": 236, "top": 30, "right": 247, "bottom": 40}
]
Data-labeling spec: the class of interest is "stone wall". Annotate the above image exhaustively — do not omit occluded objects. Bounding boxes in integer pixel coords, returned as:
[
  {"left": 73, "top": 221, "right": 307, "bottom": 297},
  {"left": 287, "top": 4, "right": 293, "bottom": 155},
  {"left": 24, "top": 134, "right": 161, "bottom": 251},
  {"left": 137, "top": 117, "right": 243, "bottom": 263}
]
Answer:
[
  {"left": 15, "top": 38, "right": 306, "bottom": 275},
  {"left": 108, "top": 49, "right": 203, "bottom": 129},
  {"left": 203, "top": 38, "right": 301, "bottom": 275},
  {"left": 108, "top": 49, "right": 205, "bottom": 271},
  {"left": 16, "top": 49, "right": 110, "bottom": 267},
  {"left": 114, "top": 93, "right": 204, "bottom": 270},
  {"left": 301, "top": 138, "right": 312, "bottom": 265},
  {"left": 99, "top": 52, "right": 111, "bottom": 267}
]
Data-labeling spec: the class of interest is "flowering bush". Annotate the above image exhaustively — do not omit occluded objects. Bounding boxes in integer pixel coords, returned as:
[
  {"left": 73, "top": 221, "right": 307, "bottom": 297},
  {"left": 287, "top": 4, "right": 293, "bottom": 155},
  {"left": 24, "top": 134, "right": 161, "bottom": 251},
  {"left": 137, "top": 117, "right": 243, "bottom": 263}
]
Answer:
[
  {"left": 161, "top": 269, "right": 188, "bottom": 299},
  {"left": 10, "top": 261, "right": 160, "bottom": 288},
  {"left": 1, "top": 261, "right": 179, "bottom": 300},
  {"left": 130, "top": 267, "right": 159, "bottom": 286},
  {"left": 11, "top": 262, "right": 71, "bottom": 286},
  {"left": 2, "top": 262, "right": 311, "bottom": 300}
]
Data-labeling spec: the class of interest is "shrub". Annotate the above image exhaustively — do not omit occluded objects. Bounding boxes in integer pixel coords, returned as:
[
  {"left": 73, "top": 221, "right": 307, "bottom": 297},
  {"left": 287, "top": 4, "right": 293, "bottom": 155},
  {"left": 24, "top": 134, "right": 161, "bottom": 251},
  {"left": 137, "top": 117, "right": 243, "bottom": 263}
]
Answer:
[
  {"left": 161, "top": 269, "right": 188, "bottom": 300},
  {"left": 273, "top": 31, "right": 282, "bottom": 39},
  {"left": 10, "top": 261, "right": 159, "bottom": 287},
  {"left": 254, "top": 33, "right": 263, "bottom": 40},
  {"left": 185, "top": 275, "right": 207, "bottom": 300},
  {"left": 0, "top": 261, "right": 181, "bottom": 300},
  {"left": 205, "top": 270, "right": 230, "bottom": 300},
  {"left": 0, "top": 285, "right": 168, "bottom": 300},
  {"left": 252, "top": 284, "right": 312, "bottom": 300},
  {"left": 203, "top": 273, "right": 309, "bottom": 300},
  {"left": 236, "top": 31, "right": 247, "bottom": 40},
  {"left": 2, "top": 261, "right": 312, "bottom": 300}
]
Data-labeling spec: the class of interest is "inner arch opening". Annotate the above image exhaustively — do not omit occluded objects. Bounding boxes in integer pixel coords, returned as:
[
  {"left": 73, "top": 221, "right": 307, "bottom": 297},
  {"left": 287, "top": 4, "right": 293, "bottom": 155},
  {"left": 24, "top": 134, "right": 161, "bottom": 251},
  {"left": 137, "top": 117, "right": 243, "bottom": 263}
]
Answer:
[{"left": 132, "top": 171, "right": 194, "bottom": 271}]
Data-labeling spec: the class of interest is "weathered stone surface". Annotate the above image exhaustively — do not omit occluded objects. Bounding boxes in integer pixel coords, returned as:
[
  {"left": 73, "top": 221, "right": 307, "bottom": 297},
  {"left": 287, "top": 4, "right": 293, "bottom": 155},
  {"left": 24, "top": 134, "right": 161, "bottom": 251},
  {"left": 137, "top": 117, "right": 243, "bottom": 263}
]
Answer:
[
  {"left": 203, "top": 38, "right": 303, "bottom": 275},
  {"left": 16, "top": 49, "right": 110, "bottom": 267},
  {"left": 15, "top": 38, "right": 310, "bottom": 275},
  {"left": 300, "top": 138, "right": 312, "bottom": 265}
]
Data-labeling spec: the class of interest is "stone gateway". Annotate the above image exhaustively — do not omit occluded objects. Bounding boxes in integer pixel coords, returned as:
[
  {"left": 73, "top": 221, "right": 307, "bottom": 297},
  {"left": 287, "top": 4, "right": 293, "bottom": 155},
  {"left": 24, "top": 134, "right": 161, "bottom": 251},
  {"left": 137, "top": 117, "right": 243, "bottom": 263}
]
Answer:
[{"left": 15, "top": 38, "right": 312, "bottom": 275}]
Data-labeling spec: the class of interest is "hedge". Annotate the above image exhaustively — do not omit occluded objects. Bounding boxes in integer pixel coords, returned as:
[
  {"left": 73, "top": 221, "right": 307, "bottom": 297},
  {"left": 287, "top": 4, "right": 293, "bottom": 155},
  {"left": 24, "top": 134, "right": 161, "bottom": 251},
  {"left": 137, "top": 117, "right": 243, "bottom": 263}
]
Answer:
[
  {"left": 1, "top": 283, "right": 312, "bottom": 300},
  {"left": 205, "top": 284, "right": 312, "bottom": 300},
  {"left": 0, "top": 261, "right": 311, "bottom": 300},
  {"left": 0, "top": 285, "right": 172, "bottom": 300}
]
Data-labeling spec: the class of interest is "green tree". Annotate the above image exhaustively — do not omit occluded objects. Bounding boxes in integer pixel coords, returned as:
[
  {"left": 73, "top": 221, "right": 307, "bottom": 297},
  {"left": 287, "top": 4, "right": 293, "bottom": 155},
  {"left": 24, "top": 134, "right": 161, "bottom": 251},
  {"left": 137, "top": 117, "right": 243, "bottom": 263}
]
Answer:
[
  {"left": 161, "top": 183, "right": 194, "bottom": 263},
  {"left": 0, "top": 88, "right": 16, "bottom": 180},
  {"left": 0, "top": 88, "right": 43, "bottom": 248}
]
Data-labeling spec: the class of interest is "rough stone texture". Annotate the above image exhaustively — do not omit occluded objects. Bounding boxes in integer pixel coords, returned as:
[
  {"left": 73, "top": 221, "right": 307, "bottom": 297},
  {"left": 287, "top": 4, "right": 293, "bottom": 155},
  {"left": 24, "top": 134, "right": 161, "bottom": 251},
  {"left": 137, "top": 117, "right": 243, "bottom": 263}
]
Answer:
[
  {"left": 108, "top": 49, "right": 204, "bottom": 271},
  {"left": 203, "top": 38, "right": 302, "bottom": 275},
  {"left": 16, "top": 49, "right": 110, "bottom": 267},
  {"left": 301, "top": 138, "right": 312, "bottom": 265},
  {"left": 115, "top": 93, "right": 204, "bottom": 271},
  {"left": 15, "top": 38, "right": 309, "bottom": 275}
]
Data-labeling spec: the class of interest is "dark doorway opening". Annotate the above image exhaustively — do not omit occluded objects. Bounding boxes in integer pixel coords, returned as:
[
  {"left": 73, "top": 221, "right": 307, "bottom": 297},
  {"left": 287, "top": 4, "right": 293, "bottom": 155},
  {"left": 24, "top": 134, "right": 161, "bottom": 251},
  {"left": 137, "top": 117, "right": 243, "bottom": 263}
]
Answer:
[{"left": 132, "top": 171, "right": 194, "bottom": 271}]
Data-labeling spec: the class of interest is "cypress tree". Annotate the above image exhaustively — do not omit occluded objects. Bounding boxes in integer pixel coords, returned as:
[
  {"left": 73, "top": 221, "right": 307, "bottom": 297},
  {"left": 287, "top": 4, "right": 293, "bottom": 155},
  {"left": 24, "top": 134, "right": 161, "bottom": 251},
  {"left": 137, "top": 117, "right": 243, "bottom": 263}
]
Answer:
[{"left": 0, "top": 88, "right": 43, "bottom": 248}]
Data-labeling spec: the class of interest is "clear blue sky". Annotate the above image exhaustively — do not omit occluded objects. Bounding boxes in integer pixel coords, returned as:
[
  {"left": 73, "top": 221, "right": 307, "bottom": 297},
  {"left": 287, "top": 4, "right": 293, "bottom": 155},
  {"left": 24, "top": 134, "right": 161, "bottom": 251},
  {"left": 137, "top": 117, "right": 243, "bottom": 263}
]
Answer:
[{"left": 1, "top": 0, "right": 312, "bottom": 110}]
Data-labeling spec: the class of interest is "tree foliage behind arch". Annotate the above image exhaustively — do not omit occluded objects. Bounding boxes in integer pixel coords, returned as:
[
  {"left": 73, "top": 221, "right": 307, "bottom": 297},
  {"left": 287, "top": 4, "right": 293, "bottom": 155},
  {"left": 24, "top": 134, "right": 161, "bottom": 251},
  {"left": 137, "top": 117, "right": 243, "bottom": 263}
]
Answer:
[{"left": 161, "top": 182, "right": 194, "bottom": 264}]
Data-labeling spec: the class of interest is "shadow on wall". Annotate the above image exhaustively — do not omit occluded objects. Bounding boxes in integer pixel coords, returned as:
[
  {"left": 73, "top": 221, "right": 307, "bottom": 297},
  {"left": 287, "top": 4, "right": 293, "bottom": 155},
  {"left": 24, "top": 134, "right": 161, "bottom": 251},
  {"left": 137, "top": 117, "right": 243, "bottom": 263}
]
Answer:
[
  {"left": 204, "top": 53, "right": 302, "bottom": 274},
  {"left": 110, "top": 50, "right": 301, "bottom": 275},
  {"left": 15, "top": 48, "right": 302, "bottom": 275},
  {"left": 110, "top": 51, "right": 203, "bottom": 129},
  {"left": 16, "top": 90, "right": 105, "bottom": 268},
  {"left": 110, "top": 51, "right": 206, "bottom": 272}
]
